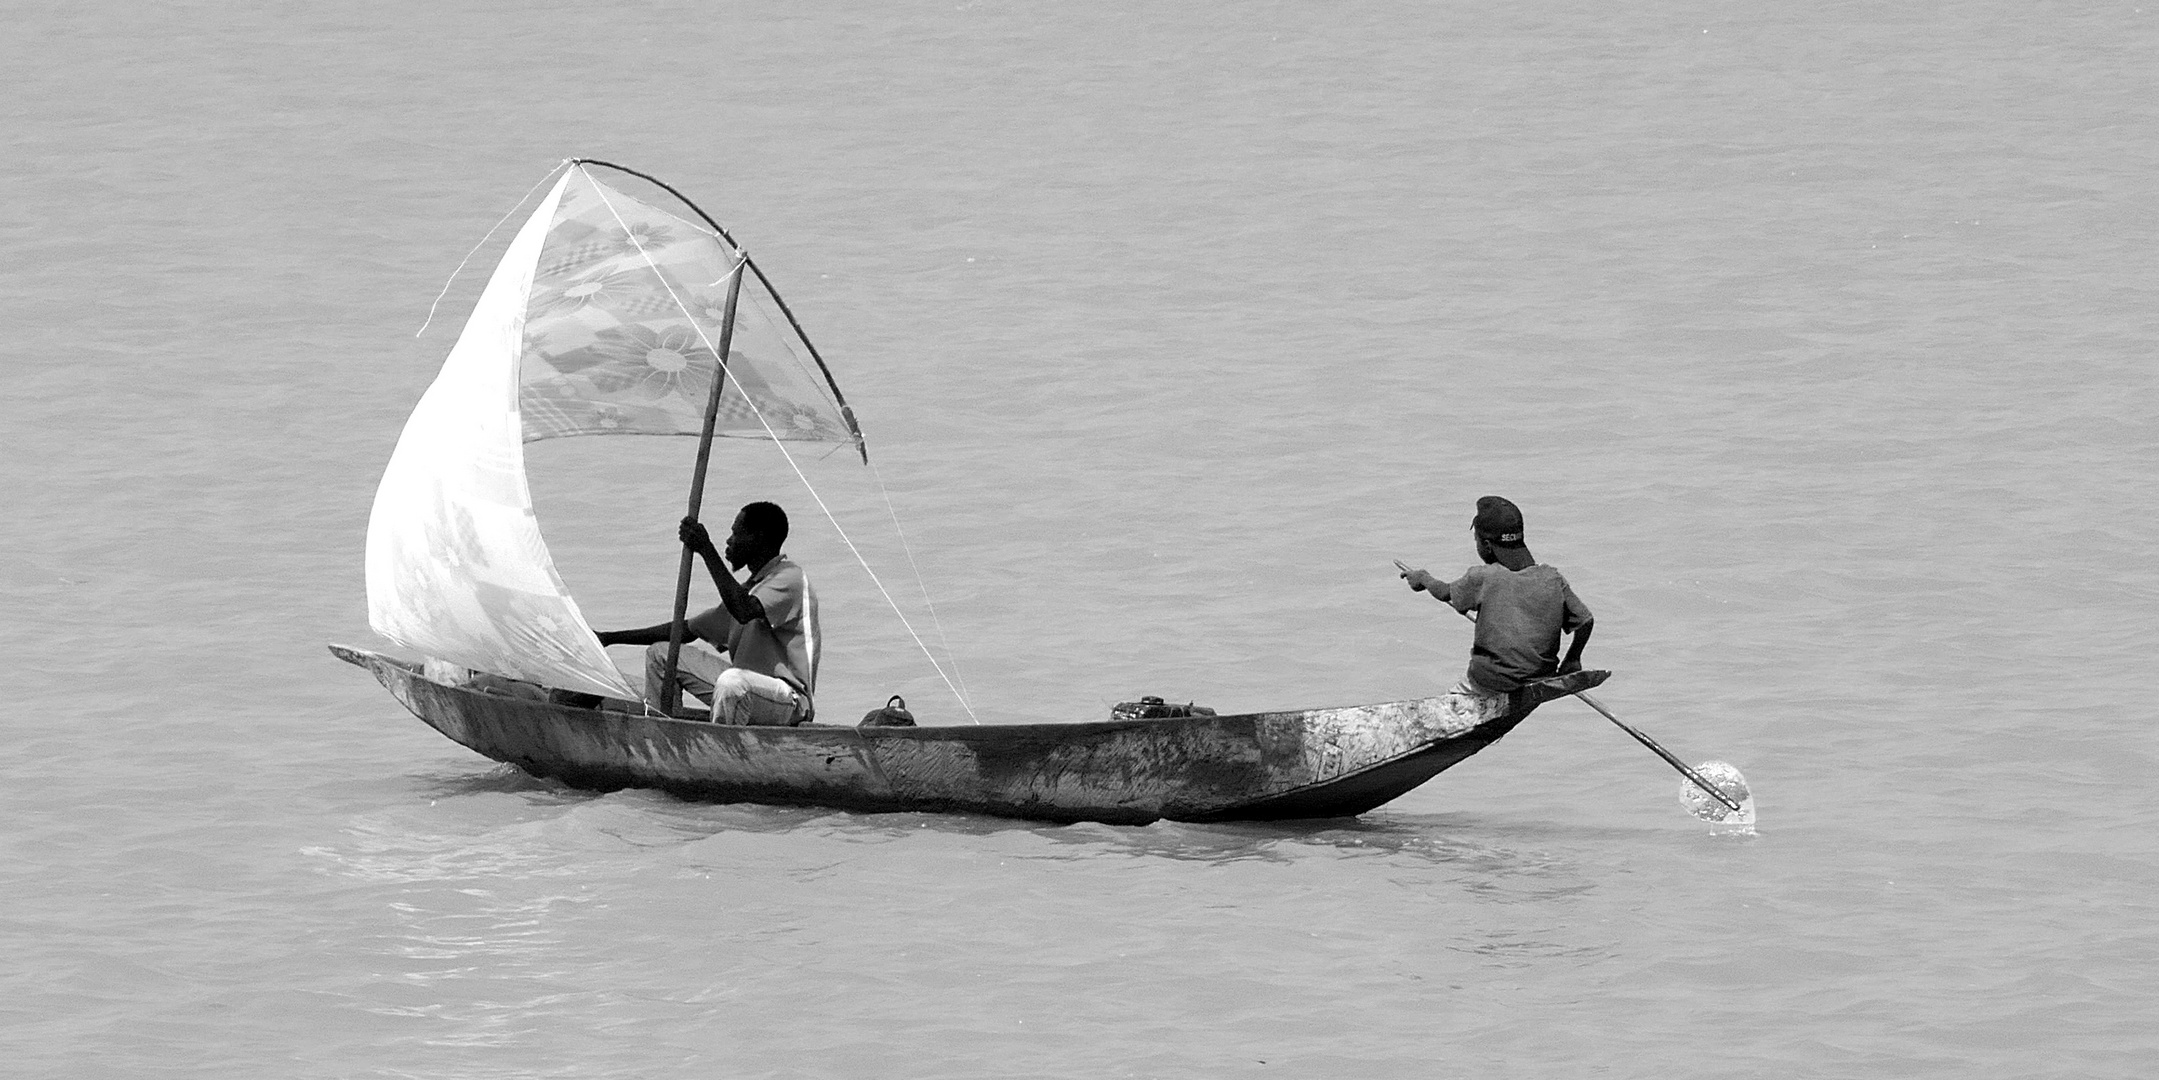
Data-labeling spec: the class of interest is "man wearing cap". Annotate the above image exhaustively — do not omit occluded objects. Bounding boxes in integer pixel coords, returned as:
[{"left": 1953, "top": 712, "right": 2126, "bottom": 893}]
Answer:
[{"left": 1398, "top": 496, "right": 1594, "bottom": 734}]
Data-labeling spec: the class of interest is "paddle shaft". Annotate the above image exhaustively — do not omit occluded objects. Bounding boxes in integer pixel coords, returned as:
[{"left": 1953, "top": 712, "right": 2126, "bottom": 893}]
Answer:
[
  {"left": 659, "top": 257, "right": 747, "bottom": 715},
  {"left": 1573, "top": 690, "right": 1744, "bottom": 813}
]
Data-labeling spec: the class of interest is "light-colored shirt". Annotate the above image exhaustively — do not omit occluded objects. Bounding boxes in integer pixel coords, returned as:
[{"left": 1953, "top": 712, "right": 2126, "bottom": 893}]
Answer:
[
  {"left": 1446, "top": 562, "right": 1591, "bottom": 692},
  {"left": 697, "top": 554, "right": 819, "bottom": 700}
]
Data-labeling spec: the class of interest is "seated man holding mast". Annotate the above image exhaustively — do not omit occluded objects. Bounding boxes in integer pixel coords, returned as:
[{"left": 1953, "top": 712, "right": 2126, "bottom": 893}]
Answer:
[
  {"left": 597, "top": 502, "right": 818, "bottom": 725},
  {"left": 1398, "top": 495, "right": 1594, "bottom": 734}
]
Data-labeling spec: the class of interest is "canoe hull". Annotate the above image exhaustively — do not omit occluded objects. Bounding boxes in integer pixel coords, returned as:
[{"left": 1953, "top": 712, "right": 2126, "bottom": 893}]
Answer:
[{"left": 332, "top": 645, "right": 1606, "bottom": 824}]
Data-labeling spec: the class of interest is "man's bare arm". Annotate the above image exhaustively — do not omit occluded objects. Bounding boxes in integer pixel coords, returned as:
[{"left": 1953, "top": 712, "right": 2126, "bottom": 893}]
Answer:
[
  {"left": 1557, "top": 619, "right": 1594, "bottom": 674},
  {"left": 597, "top": 606, "right": 732, "bottom": 650},
  {"left": 681, "top": 518, "right": 765, "bottom": 625},
  {"left": 1400, "top": 566, "right": 1452, "bottom": 603},
  {"left": 596, "top": 623, "right": 671, "bottom": 648}
]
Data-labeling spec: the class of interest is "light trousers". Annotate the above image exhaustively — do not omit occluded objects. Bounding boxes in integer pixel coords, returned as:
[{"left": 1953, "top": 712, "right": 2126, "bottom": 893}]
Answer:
[{"left": 644, "top": 643, "right": 806, "bottom": 726}]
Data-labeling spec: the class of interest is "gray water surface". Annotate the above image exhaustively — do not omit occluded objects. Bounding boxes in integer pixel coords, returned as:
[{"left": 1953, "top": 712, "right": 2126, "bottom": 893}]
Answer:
[{"left": 4, "top": 2, "right": 2155, "bottom": 1076}]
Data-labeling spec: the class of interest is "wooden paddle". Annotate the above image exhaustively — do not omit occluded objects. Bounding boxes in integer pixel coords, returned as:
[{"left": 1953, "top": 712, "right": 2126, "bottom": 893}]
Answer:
[{"left": 1573, "top": 690, "right": 1744, "bottom": 814}]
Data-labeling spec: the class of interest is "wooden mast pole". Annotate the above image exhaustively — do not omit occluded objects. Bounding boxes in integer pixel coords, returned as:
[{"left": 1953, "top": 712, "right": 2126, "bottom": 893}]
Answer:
[{"left": 658, "top": 255, "right": 747, "bottom": 716}]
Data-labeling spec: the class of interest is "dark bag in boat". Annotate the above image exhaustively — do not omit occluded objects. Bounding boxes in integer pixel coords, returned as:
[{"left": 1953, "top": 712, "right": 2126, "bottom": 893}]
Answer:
[
  {"left": 860, "top": 695, "right": 916, "bottom": 727},
  {"left": 1110, "top": 695, "right": 1217, "bottom": 721}
]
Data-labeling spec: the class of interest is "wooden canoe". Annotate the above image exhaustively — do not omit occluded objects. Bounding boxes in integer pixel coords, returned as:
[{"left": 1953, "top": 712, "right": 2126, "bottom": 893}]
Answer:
[{"left": 331, "top": 644, "right": 1607, "bottom": 825}]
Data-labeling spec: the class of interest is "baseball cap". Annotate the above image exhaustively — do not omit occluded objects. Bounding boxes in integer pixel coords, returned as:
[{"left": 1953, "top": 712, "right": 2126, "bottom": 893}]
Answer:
[{"left": 1473, "top": 496, "right": 1525, "bottom": 547}]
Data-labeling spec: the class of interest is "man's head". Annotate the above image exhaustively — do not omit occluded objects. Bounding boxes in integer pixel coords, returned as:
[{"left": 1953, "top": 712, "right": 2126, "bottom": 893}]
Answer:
[
  {"left": 1472, "top": 495, "right": 1526, "bottom": 563},
  {"left": 726, "top": 501, "right": 790, "bottom": 569}
]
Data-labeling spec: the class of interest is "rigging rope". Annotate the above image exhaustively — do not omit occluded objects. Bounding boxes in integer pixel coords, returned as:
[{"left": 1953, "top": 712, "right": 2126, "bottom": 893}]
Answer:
[
  {"left": 416, "top": 159, "right": 573, "bottom": 338},
  {"left": 584, "top": 167, "right": 981, "bottom": 724},
  {"left": 870, "top": 464, "right": 972, "bottom": 704}
]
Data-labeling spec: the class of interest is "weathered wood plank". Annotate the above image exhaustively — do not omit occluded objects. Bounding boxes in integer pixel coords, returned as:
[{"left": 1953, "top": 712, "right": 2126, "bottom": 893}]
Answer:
[{"left": 330, "top": 644, "right": 1607, "bottom": 824}]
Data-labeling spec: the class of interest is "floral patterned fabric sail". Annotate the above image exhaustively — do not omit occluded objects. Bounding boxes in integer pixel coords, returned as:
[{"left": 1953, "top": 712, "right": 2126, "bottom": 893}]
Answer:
[
  {"left": 365, "top": 165, "right": 861, "bottom": 697},
  {"left": 518, "top": 169, "right": 857, "bottom": 445}
]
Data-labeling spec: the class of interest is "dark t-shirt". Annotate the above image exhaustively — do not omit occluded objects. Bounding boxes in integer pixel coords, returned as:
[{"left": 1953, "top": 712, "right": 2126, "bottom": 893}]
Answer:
[{"left": 1446, "top": 563, "right": 1592, "bottom": 692}]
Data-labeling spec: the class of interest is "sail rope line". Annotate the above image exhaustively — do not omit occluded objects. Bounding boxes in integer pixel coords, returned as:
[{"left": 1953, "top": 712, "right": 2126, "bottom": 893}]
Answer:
[
  {"left": 585, "top": 169, "right": 981, "bottom": 724},
  {"left": 715, "top": 271, "right": 972, "bottom": 705},
  {"left": 416, "top": 159, "right": 574, "bottom": 338},
  {"left": 867, "top": 464, "right": 972, "bottom": 703},
  {"left": 720, "top": 277, "right": 971, "bottom": 703}
]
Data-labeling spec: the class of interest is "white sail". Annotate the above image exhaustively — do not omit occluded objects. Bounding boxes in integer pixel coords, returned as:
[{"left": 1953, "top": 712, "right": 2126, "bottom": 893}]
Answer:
[{"left": 364, "top": 172, "right": 637, "bottom": 697}]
